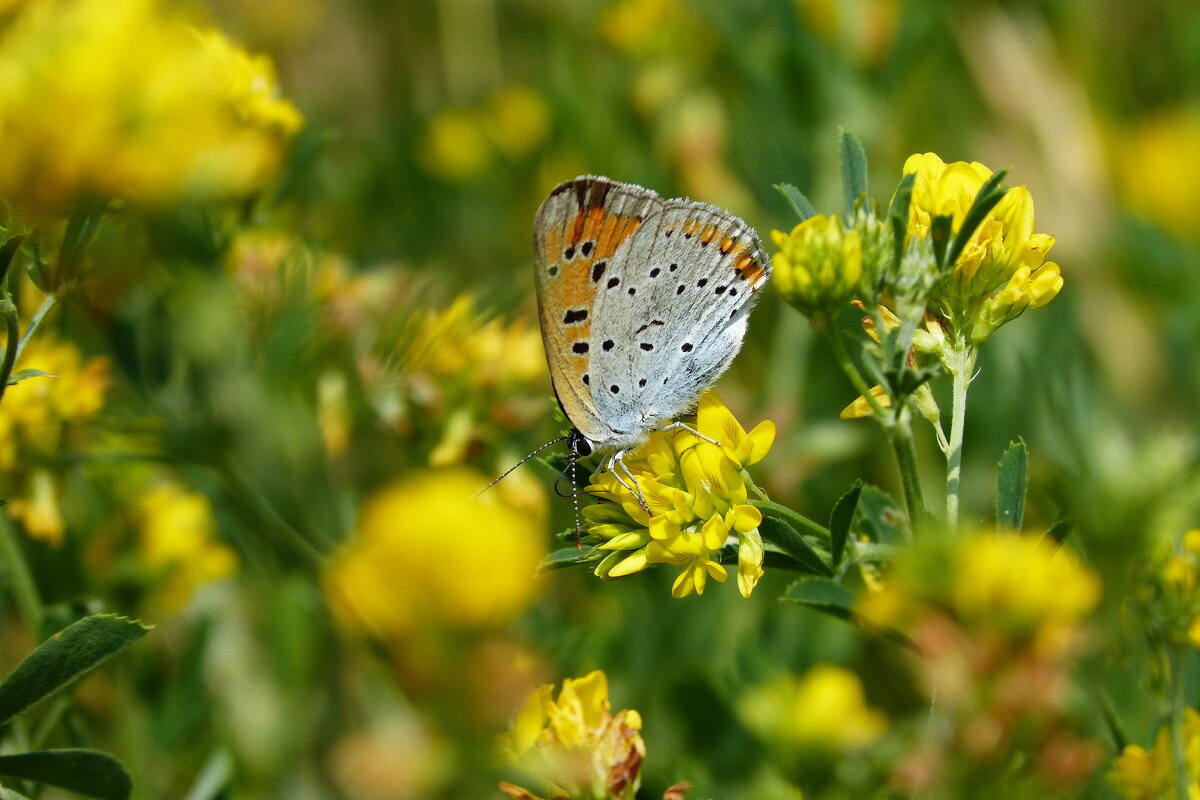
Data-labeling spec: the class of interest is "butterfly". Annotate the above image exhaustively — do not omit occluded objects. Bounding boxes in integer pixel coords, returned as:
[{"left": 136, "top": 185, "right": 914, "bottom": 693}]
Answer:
[{"left": 533, "top": 176, "right": 771, "bottom": 502}]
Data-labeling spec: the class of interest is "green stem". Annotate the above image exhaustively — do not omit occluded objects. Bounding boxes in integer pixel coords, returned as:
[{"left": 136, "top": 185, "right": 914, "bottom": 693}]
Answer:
[
  {"left": 945, "top": 338, "right": 977, "bottom": 534},
  {"left": 0, "top": 297, "right": 19, "bottom": 405},
  {"left": 14, "top": 294, "right": 58, "bottom": 363},
  {"left": 887, "top": 421, "right": 925, "bottom": 523},
  {"left": 1169, "top": 645, "right": 1191, "bottom": 800},
  {"left": 0, "top": 514, "right": 43, "bottom": 637},
  {"left": 824, "top": 324, "right": 886, "bottom": 417}
]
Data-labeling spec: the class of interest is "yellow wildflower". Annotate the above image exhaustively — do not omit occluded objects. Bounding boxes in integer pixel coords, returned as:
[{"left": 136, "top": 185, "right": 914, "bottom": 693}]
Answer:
[
  {"left": 739, "top": 665, "right": 887, "bottom": 751},
  {"left": 416, "top": 108, "right": 493, "bottom": 181},
  {"left": 583, "top": 390, "right": 773, "bottom": 598},
  {"left": 771, "top": 213, "right": 863, "bottom": 323},
  {"left": 6, "top": 469, "right": 63, "bottom": 545},
  {"left": 137, "top": 482, "right": 237, "bottom": 612},
  {"left": 1114, "top": 108, "right": 1200, "bottom": 240},
  {"left": 324, "top": 469, "right": 545, "bottom": 641},
  {"left": 0, "top": 0, "right": 302, "bottom": 217},
  {"left": 486, "top": 84, "right": 550, "bottom": 159},
  {"left": 1108, "top": 709, "right": 1200, "bottom": 800},
  {"left": 902, "top": 153, "right": 1061, "bottom": 342},
  {"left": 501, "top": 670, "right": 645, "bottom": 800}
]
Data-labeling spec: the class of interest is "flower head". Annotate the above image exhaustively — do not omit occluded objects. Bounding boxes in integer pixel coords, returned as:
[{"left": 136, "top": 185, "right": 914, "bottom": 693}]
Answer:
[
  {"left": 771, "top": 214, "right": 863, "bottom": 324},
  {"left": 0, "top": 0, "right": 302, "bottom": 217},
  {"left": 583, "top": 390, "right": 774, "bottom": 598},
  {"left": 1108, "top": 709, "right": 1200, "bottom": 800},
  {"left": 137, "top": 482, "right": 238, "bottom": 612},
  {"left": 739, "top": 665, "right": 887, "bottom": 752},
  {"left": 901, "top": 153, "right": 1061, "bottom": 342},
  {"left": 501, "top": 670, "right": 645, "bottom": 800},
  {"left": 324, "top": 469, "right": 546, "bottom": 641}
]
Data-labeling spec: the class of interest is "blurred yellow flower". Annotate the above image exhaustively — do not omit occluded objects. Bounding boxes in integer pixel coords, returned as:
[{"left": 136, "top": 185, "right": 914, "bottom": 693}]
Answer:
[
  {"left": 584, "top": 390, "right": 774, "bottom": 598},
  {"left": 324, "top": 469, "right": 545, "bottom": 641},
  {"left": 417, "top": 108, "right": 493, "bottom": 181},
  {"left": 599, "top": 0, "right": 696, "bottom": 59},
  {"left": 137, "top": 482, "right": 237, "bottom": 612},
  {"left": 951, "top": 533, "right": 1100, "bottom": 636},
  {"left": 771, "top": 214, "right": 863, "bottom": 323},
  {"left": 1108, "top": 709, "right": 1200, "bottom": 800},
  {"left": 0, "top": 0, "right": 302, "bottom": 217},
  {"left": 1, "top": 335, "right": 109, "bottom": 543},
  {"left": 902, "top": 153, "right": 1061, "bottom": 342},
  {"left": 501, "top": 670, "right": 645, "bottom": 800},
  {"left": 1114, "top": 108, "right": 1200, "bottom": 240},
  {"left": 487, "top": 85, "right": 550, "bottom": 160},
  {"left": 739, "top": 665, "right": 887, "bottom": 751}
]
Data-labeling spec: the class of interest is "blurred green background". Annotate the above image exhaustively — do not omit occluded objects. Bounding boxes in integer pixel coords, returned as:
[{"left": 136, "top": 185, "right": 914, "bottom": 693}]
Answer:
[{"left": 3, "top": 0, "right": 1199, "bottom": 798}]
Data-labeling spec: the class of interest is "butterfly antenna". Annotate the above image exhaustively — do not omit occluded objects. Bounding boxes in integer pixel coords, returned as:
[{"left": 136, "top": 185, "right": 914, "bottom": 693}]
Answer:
[
  {"left": 571, "top": 449, "right": 582, "bottom": 550},
  {"left": 472, "top": 435, "right": 569, "bottom": 498}
]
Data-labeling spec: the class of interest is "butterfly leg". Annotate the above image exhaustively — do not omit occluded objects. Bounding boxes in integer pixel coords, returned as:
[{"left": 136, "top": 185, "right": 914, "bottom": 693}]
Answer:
[
  {"left": 607, "top": 450, "right": 650, "bottom": 512},
  {"left": 661, "top": 421, "right": 721, "bottom": 446}
]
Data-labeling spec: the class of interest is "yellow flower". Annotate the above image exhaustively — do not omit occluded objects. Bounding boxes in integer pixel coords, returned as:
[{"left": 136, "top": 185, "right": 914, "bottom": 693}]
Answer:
[
  {"left": 416, "top": 108, "right": 493, "bottom": 181},
  {"left": 583, "top": 390, "right": 773, "bottom": 598},
  {"left": 771, "top": 214, "right": 863, "bottom": 322},
  {"left": 1185, "top": 528, "right": 1200, "bottom": 555},
  {"left": 951, "top": 533, "right": 1100, "bottom": 635},
  {"left": 6, "top": 469, "right": 63, "bottom": 545},
  {"left": 0, "top": 0, "right": 302, "bottom": 218},
  {"left": 137, "top": 482, "right": 237, "bottom": 611},
  {"left": 501, "top": 670, "right": 645, "bottom": 800},
  {"left": 1108, "top": 709, "right": 1200, "bottom": 799},
  {"left": 902, "top": 153, "right": 1060, "bottom": 341},
  {"left": 486, "top": 85, "right": 550, "bottom": 159},
  {"left": 324, "top": 469, "right": 545, "bottom": 641},
  {"left": 1113, "top": 108, "right": 1200, "bottom": 240},
  {"left": 739, "top": 665, "right": 887, "bottom": 751}
]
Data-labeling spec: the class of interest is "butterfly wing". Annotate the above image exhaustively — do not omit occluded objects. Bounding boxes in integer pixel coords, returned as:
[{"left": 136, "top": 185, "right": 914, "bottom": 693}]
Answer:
[
  {"left": 533, "top": 176, "right": 660, "bottom": 445},
  {"left": 587, "top": 197, "right": 771, "bottom": 445}
]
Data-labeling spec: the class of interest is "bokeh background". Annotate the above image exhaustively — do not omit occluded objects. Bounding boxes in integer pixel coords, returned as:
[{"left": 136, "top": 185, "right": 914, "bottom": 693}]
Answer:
[{"left": 2, "top": 0, "right": 1198, "bottom": 797}]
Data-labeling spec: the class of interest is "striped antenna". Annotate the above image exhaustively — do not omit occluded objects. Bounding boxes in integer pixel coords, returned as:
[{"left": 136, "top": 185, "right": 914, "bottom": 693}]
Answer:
[{"left": 472, "top": 435, "right": 569, "bottom": 498}]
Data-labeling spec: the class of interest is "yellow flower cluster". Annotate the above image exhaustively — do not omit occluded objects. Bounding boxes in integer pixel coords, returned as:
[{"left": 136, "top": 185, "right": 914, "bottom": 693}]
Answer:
[
  {"left": 0, "top": 0, "right": 302, "bottom": 217},
  {"left": 136, "top": 482, "right": 237, "bottom": 612},
  {"left": 771, "top": 213, "right": 864, "bottom": 323},
  {"left": 417, "top": 85, "right": 549, "bottom": 181},
  {"left": 903, "top": 153, "right": 1062, "bottom": 342},
  {"left": 738, "top": 665, "right": 886, "bottom": 752},
  {"left": 324, "top": 469, "right": 545, "bottom": 643},
  {"left": 862, "top": 531, "right": 1099, "bottom": 644},
  {"left": 1, "top": 336, "right": 110, "bottom": 544},
  {"left": 860, "top": 531, "right": 1102, "bottom": 792},
  {"left": 583, "top": 391, "right": 774, "bottom": 599},
  {"left": 1108, "top": 708, "right": 1200, "bottom": 800},
  {"left": 500, "top": 670, "right": 645, "bottom": 800},
  {"left": 1147, "top": 528, "right": 1200, "bottom": 651}
]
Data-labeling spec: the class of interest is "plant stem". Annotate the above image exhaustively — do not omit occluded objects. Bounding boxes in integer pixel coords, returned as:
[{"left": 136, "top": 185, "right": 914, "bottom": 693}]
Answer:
[
  {"left": 0, "top": 514, "right": 43, "bottom": 637},
  {"left": 1169, "top": 645, "right": 1191, "bottom": 800},
  {"left": 14, "top": 294, "right": 58, "bottom": 363},
  {"left": 887, "top": 420, "right": 925, "bottom": 523},
  {"left": 825, "top": 325, "right": 925, "bottom": 522},
  {"left": 945, "top": 337, "right": 977, "bottom": 534},
  {"left": 824, "top": 324, "right": 886, "bottom": 417}
]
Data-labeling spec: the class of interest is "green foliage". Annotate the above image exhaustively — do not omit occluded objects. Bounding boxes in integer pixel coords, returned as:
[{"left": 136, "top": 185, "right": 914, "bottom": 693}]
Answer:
[{"left": 996, "top": 439, "right": 1028, "bottom": 531}]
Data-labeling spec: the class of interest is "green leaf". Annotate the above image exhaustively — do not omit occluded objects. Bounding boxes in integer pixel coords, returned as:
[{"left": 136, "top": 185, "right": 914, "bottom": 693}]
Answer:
[
  {"left": 888, "top": 171, "right": 916, "bottom": 267},
  {"left": 0, "top": 234, "right": 26, "bottom": 288},
  {"left": 0, "top": 614, "right": 151, "bottom": 726},
  {"left": 1043, "top": 515, "right": 1073, "bottom": 548},
  {"left": 930, "top": 213, "right": 953, "bottom": 270},
  {"left": 945, "top": 168, "right": 1008, "bottom": 268},
  {"left": 774, "top": 183, "right": 817, "bottom": 222},
  {"left": 759, "top": 516, "right": 832, "bottom": 576},
  {"left": 0, "top": 749, "right": 131, "bottom": 800},
  {"left": 783, "top": 576, "right": 856, "bottom": 621},
  {"left": 855, "top": 485, "right": 908, "bottom": 544},
  {"left": 6, "top": 369, "right": 54, "bottom": 386},
  {"left": 828, "top": 481, "right": 863, "bottom": 567},
  {"left": 751, "top": 499, "right": 830, "bottom": 540},
  {"left": 538, "top": 545, "right": 598, "bottom": 572},
  {"left": 996, "top": 439, "right": 1028, "bottom": 531},
  {"left": 838, "top": 130, "right": 869, "bottom": 216}
]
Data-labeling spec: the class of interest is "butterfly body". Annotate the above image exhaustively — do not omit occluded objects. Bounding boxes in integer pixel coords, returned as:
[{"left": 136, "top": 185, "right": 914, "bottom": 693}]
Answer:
[{"left": 534, "top": 176, "right": 771, "bottom": 456}]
